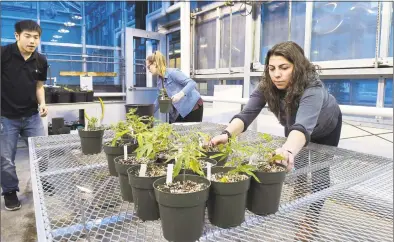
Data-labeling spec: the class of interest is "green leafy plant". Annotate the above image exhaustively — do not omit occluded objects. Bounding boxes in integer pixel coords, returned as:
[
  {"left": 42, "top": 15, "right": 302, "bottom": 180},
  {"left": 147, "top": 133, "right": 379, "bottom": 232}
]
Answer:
[
  {"left": 217, "top": 138, "right": 260, "bottom": 182},
  {"left": 125, "top": 108, "right": 154, "bottom": 135},
  {"left": 167, "top": 132, "right": 207, "bottom": 178},
  {"left": 159, "top": 78, "right": 170, "bottom": 100},
  {"left": 109, "top": 120, "right": 131, "bottom": 147},
  {"left": 135, "top": 123, "right": 176, "bottom": 160},
  {"left": 159, "top": 88, "right": 170, "bottom": 100},
  {"left": 189, "top": 132, "right": 231, "bottom": 162},
  {"left": 219, "top": 164, "right": 259, "bottom": 183},
  {"left": 109, "top": 108, "right": 154, "bottom": 146},
  {"left": 63, "top": 86, "right": 75, "bottom": 92},
  {"left": 249, "top": 133, "right": 286, "bottom": 172},
  {"left": 84, "top": 97, "right": 105, "bottom": 131}
]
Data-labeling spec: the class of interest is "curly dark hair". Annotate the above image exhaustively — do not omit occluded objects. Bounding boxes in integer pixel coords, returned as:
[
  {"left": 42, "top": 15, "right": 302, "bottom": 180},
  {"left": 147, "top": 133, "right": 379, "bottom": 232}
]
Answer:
[{"left": 259, "top": 41, "right": 322, "bottom": 122}]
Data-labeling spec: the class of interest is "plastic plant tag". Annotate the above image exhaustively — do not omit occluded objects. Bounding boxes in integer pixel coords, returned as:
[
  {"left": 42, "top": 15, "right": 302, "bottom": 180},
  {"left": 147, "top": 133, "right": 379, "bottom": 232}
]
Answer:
[
  {"left": 166, "top": 164, "right": 174, "bottom": 185},
  {"left": 76, "top": 185, "right": 92, "bottom": 194},
  {"left": 84, "top": 122, "right": 88, "bottom": 131},
  {"left": 139, "top": 164, "right": 147, "bottom": 177},
  {"left": 206, "top": 162, "right": 212, "bottom": 180},
  {"left": 124, "top": 145, "right": 127, "bottom": 160},
  {"left": 32, "top": 157, "right": 42, "bottom": 165}
]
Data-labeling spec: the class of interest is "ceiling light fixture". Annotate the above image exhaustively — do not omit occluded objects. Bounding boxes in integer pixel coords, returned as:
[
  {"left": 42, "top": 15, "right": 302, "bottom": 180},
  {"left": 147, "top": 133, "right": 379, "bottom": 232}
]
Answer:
[{"left": 58, "top": 28, "right": 70, "bottom": 34}]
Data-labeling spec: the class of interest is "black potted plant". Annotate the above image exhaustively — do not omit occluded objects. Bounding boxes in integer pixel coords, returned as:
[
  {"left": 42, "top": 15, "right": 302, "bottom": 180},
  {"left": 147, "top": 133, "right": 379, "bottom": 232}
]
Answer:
[
  {"left": 158, "top": 85, "right": 172, "bottom": 113},
  {"left": 52, "top": 86, "right": 71, "bottom": 103},
  {"left": 103, "top": 108, "right": 152, "bottom": 176},
  {"left": 196, "top": 132, "right": 230, "bottom": 166},
  {"left": 103, "top": 120, "right": 137, "bottom": 176},
  {"left": 247, "top": 133, "right": 287, "bottom": 215},
  {"left": 86, "top": 90, "right": 94, "bottom": 102},
  {"left": 44, "top": 86, "right": 54, "bottom": 104},
  {"left": 114, "top": 153, "right": 154, "bottom": 202},
  {"left": 127, "top": 163, "right": 166, "bottom": 221},
  {"left": 78, "top": 98, "right": 105, "bottom": 155},
  {"left": 124, "top": 122, "right": 176, "bottom": 216},
  {"left": 68, "top": 86, "right": 87, "bottom": 103},
  {"left": 207, "top": 138, "right": 258, "bottom": 228},
  {"left": 153, "top": 139, "right": 210, "bottom": 242}
]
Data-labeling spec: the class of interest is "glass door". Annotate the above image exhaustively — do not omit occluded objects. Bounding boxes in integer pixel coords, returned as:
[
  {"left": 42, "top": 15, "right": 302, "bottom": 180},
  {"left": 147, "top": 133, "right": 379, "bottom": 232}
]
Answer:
[{"left": 125, "top": 28, "right": 166, "bottom": 105}]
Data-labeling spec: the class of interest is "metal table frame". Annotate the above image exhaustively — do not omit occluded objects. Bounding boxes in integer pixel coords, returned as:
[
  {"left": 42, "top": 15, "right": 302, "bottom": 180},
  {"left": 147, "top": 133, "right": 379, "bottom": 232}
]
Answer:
[{"left": 29, "top": 122, "right": 393, "bottom": 241}]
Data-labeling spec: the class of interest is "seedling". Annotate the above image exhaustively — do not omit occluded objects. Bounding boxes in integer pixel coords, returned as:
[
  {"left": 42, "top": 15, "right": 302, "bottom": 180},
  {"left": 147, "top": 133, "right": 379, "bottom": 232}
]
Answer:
[
  {"left": 215, "top": 138, "right": 261, "bottom": 182},
  {"left": 167, "top": 132, "right": 207, "bottom": 178},
  {"left": 250, "top": 133, "right": 286, "bottom": 172},
  {"left": 109, "top": 108, "right": 153, "bottom": 146},
  {"left": 84, "top": 97, "right": 105, "bottom": 131},
  {"left": 135, "top": 123, "right": 176, "bottom": 160}
]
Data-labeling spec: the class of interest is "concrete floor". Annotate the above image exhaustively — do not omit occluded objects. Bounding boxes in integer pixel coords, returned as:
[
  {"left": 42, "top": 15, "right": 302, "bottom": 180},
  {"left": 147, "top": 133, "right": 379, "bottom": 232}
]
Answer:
[
  {"left": 1, "top": 113, "right": 392, "bottom": 242},
  {"left": 1, "top": 147, "right": 37, "bottom": 242}
]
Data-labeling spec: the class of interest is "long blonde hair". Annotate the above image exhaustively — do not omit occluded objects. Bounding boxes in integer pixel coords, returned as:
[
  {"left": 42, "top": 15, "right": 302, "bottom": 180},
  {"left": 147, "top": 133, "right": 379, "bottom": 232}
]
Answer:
[{"left": 146, "top": 51, "right": 166, "bottom": 77}]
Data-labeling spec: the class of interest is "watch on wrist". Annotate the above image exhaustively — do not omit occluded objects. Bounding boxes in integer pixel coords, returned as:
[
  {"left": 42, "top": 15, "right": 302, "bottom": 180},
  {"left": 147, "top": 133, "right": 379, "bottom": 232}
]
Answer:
[{"left": 221, "top": 130, "right": 232, "bottom": 140}]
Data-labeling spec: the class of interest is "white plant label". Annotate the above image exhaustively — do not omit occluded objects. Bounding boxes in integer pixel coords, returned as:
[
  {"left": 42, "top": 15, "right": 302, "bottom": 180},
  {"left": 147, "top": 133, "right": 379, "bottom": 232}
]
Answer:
[
  {"left": 207, "top": 162, "right": 212, "bottom": 180},
  {"left": 139, "top": 164, "right": 147, "bottom": 177},
  {"left": 166, "top": 164, "right": 174, "bottom": 185},
  {"left": 124, "top": 145, "right": 127, "bottom": 160},
  {"left": 76, "top": 185, "right": 92, "bottom": 194},
  {"left": 84, "top": 122, "right": 88, "bottom": 130},
  {"left": 32, "top": 157, "right": 42, "bottom": 165}
]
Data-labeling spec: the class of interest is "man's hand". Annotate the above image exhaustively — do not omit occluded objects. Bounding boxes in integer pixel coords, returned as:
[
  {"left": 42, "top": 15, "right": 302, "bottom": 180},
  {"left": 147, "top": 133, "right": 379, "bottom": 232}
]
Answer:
[
  {"left": 39, "top": 104, "right": 48, "bottom": 117},
  {"left": 171, "top": 91, "right": 185, "bottom": 103}
]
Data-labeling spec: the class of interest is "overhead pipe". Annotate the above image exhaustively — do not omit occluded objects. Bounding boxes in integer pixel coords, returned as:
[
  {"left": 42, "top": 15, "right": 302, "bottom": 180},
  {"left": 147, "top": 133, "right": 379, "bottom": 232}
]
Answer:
[
  {"left": 191, "top": 2, "right": 228, "bottom": 17},
  {"left": 146, "top": 1, "right": 182, "bottom": 30}
]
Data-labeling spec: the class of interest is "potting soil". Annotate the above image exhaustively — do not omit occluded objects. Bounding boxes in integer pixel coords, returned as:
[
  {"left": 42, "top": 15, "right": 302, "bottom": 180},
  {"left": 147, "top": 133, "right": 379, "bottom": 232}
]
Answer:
[
  {"left": 131, "top": 165, "right": 167, "bottom": 177},
  {"left": 116, "top": 156, "right": 152, "bottom": 165},
  {"left": 157, "top": 180, "right": 208, "bottom": 194},
  {"left": 211, "top": 172, "right": 249, "bottom": 183}
]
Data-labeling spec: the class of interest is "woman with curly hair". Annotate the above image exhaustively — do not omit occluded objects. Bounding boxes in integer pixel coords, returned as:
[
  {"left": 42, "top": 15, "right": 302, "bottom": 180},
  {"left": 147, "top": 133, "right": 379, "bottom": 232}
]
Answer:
[
  {"left": 211, "top": 41, "right": 342, "bottom": 170},
  {"left": 211, "top": 41, "right": 342, "bottom": 239}
]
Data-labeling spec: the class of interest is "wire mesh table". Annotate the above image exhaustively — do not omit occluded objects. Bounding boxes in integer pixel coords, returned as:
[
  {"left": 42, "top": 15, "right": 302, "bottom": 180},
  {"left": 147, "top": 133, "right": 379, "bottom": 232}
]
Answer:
[{"left": 29, "top": 122, "right": 393, "bottom": 241}]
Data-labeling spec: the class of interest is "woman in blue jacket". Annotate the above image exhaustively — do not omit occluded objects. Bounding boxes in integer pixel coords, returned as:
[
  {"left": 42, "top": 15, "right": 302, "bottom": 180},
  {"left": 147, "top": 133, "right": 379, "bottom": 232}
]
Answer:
[{"left": 146, "top": 51, "right": 203, "bottom": 123}]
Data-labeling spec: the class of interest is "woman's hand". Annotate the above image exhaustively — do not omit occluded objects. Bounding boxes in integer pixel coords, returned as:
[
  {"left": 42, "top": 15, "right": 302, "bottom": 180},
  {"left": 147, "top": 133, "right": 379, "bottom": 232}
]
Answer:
[
  {"left": 209, "top": 134, "right": 229, "bottom": 146},
  {"left": 274, "top": 147, "right": 295, "bottom": 172},
  {"left": 171, "top": 91, "right": 185, "bottom": 103}
]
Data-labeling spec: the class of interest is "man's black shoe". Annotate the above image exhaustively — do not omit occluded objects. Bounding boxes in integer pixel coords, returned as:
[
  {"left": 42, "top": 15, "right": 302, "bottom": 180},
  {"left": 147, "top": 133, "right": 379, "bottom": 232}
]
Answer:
[{"left": 4, "top": 191, "right": 21, "bottom": 211}]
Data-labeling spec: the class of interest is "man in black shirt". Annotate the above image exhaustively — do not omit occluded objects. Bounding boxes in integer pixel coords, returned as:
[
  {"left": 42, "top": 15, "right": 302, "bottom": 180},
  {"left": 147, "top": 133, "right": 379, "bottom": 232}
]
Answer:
[{"left": 1, "top": 20, "right": 49, "bottom": 211}]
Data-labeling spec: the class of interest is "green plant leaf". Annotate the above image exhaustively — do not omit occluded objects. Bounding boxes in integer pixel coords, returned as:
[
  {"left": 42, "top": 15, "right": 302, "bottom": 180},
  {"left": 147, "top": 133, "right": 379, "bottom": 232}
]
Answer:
[
  {"left": 271, "top": 154, "right": 285, "bottom": 161},
  {"left": 173, "top": 158, "right": 182, "bottom": 178},
  {"left": 219, "top": 176, "right": 229, "bottom": 183}
]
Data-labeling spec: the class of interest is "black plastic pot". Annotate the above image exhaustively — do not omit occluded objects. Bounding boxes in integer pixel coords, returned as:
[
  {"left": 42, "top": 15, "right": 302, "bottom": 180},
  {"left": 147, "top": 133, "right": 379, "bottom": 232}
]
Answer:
[
  {"left": 208, "top": 166, "right": 250, "bottom": 228},
  {"left": 154, "top": 175, "right": 210, "bottom": 242},
  {"left": 58, "top": 127, "right": 71, "bottom": 134},
  {"left": 103, "top": 142, "right": 138, "bottom": 176},
  {"left": 125, "top": 104, "right": 154, "bottom": 117},
  {"left": 127, "top": 164, "right": 165, "bottom": 221},
  {"left": 158, "top": 99, "right": 172, "bottom": 113},
  {"left": 52, "top": 117, "right": 64, "bottom": 135},
  {"left": 53, "top": 92, "right": 71, "bottom": 103},
  {"left": 86, "top": 92, "right": 94, "bottom": 102},
  {"left": 205, "top": 151, "right": 228, "bottom": 167},
  {"left": 71, "top": 92, "right": 86, "bottom": 103},
  {"left": 114, "top": 155, "right": 137, "bottom": 202},
  {"left": 247, "top": 171, "right": 286, "bottom": 215},
  {"left": 45, "top": 92, "right": 52, "bottom": 104},
  {"left": 78, "top": 129, "right": 104, "bottom": 155}
]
